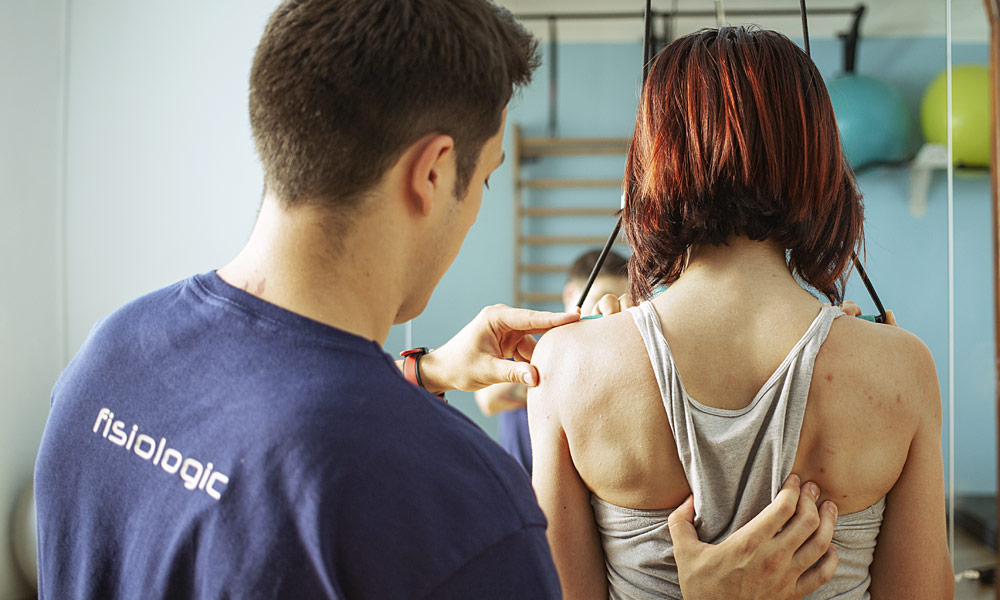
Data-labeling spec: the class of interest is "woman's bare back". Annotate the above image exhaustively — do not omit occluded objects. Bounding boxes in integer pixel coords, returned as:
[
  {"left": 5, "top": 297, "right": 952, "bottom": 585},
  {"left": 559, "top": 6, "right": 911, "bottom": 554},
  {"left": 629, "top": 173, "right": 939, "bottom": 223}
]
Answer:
[
  {"left": 543, "top": 284, "right": 925, "bottom": 515},
  {"left": 528, "top": 246, "right": 950, "bottom": 598}
]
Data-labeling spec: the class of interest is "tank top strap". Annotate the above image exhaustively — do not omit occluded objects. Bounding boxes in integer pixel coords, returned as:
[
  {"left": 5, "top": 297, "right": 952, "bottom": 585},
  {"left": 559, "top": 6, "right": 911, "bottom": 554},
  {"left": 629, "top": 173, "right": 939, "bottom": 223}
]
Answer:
[
  {"left": 770, "top": 304, "right": 841, "bottom": 482},
  {"left": 627, "top": 301, "right": 843, "bottom": 543},
  {"left": 626, "top": 301, "right": 677, "bottom": 417}
]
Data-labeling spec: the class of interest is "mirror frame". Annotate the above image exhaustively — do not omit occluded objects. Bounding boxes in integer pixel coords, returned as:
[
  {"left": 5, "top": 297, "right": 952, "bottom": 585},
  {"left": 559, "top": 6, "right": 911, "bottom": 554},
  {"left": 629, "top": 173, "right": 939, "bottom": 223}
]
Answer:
[{"left": 985, "top": 0, "right": 1000, "bottom": 592}]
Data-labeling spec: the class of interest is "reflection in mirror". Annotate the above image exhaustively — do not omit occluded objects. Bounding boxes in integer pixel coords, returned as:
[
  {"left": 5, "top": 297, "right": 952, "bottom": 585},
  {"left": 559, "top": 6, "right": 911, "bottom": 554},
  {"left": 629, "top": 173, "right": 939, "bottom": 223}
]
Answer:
[{"left": 941, "top": 1, "right": 998, "bottom": 598}]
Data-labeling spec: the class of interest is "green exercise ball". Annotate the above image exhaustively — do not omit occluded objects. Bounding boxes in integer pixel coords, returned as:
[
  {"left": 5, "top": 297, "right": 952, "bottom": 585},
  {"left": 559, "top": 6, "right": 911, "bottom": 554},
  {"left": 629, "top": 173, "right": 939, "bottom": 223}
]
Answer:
[{"left": 920, "top": 64, "right": 991, "bottom": 167}]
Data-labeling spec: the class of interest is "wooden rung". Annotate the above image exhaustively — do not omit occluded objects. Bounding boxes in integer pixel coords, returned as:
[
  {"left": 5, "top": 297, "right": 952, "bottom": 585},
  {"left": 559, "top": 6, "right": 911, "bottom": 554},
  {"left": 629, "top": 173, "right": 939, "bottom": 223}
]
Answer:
[
  {"left": 520, "top": 263, "right": 569, "bottom": 274},
  {"left": 521, "top": 207, "right": 619, "bottom": 217},
  {"left": 520, "top": 235, "right": 625, "bottom": 246},
  {"left": 520, "top": 178, "right": 623, "bottom": 189},
  {"left": 520, "top": 136, "right": 631, "bottom": 158},
  {"left": 522, "top": 136, "right": 628, "bottom": 147},
  {"left": 521, "top": 292, "right": 564, "bottom": 303}
]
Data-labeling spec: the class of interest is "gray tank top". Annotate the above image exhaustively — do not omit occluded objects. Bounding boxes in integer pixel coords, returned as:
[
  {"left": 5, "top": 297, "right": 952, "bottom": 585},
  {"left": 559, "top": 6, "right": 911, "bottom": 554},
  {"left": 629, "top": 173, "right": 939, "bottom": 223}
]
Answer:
[{"left": 590, "top": 301, "right": 885, "bottom": 599}]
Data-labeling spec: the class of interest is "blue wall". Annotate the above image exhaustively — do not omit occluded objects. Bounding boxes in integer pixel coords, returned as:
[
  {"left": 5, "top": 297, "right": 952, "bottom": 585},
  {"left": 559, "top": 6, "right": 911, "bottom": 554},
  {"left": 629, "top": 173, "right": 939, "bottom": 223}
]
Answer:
[{"left": 390, "top": 35, "right": 996, "bottom": 495}]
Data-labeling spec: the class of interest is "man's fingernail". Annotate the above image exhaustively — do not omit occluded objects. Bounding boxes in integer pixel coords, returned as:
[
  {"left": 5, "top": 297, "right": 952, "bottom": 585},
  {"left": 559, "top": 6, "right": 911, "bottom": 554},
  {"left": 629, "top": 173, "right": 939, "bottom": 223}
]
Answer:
[
  {"left": 522, "top": 371, "right": 537, "bottom": 386},
  {"left": 807, "top": 483, "right": 820, "bottom": 499},
  {"left": 789, "top": 474, "right": 801, "bottom": 487},
  {"left": 825, "top": 501, "right": 838, "bottom": 516}
]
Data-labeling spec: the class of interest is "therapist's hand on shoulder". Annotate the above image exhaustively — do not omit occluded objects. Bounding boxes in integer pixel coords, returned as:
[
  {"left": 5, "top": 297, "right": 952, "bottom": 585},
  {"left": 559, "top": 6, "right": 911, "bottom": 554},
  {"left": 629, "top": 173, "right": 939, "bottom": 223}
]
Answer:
[
  {"left": 417, "top": 305, "right": 580, "bottom": 395},
  {"left": 668, "top": 475, "right": 840, "bottom": 600}
]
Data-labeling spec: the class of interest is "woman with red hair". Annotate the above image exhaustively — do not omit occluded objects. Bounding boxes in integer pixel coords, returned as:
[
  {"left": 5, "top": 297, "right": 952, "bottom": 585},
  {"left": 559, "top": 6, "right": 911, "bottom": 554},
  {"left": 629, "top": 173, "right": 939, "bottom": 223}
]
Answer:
[{"left": 528, "top": 27, "right": 951, "bottom": 599}]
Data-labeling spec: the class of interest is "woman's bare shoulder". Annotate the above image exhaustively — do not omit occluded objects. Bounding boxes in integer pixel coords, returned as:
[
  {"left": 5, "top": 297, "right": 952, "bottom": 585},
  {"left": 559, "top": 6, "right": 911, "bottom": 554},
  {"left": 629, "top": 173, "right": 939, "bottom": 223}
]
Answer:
[
  {"left": 820, "top": 315, "right": 940, "bottom": 412},
  {"left": 531, "top": 310, "right": 646, "bottom": 397}
]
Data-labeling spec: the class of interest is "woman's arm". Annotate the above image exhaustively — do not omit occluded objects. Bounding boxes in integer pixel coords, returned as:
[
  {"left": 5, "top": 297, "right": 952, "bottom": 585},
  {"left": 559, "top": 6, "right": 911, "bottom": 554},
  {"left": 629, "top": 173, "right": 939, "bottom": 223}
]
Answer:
[
  {"left": 474, "top": 382, "right": 527, "bottom": 416},
  {"left": 527, "top": 333, "right": 608, "bottom": 600},
  {"left": 868, "top": 338, "right": 953, "bottom": 599}
]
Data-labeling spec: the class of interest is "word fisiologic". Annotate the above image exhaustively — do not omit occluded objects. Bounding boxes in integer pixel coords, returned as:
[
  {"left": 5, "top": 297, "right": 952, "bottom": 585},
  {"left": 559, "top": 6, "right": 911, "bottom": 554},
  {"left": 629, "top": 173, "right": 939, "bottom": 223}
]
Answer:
[{"left": 92, "top": 408, "right": 230, "bottom": 501}]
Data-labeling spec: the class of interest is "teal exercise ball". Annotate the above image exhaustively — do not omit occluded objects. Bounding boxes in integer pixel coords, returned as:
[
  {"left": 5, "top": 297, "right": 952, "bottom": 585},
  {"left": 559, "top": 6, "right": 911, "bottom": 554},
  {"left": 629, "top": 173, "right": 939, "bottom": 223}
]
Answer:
[
  {"left": 920, "top": 64, "right": 991, "bottom": 167},
  {"left": 828, "top": 74, "right": 915, "bottom": 170}
]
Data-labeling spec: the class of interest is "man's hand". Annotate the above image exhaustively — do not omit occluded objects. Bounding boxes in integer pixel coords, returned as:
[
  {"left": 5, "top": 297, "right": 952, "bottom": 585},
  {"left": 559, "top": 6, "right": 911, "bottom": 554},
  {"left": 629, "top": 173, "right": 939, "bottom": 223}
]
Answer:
[
  {"left": 839, "top": 300, "right": 897, "bottom": 326},
  {"left": 416, "top": 305, "right": 579, "bottom": 394},
  {"left": 668, "top": 475, "right": 840, "bottom": 600},
  {"left": 589, "top": 293, "right": 637, "bottom": 317}
]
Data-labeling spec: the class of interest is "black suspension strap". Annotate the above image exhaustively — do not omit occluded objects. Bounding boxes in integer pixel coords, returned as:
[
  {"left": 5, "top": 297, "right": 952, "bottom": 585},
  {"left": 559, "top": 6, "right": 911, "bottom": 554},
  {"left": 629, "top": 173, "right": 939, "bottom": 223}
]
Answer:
[
  {"left": 575, "top": 0, "right": 652, "bottom": 310},
  {"left": 576, "top": 0, "right": 886, "bottom": 323},
  {"left": 800, "top": 0, "right": 887, "bottom": 323}
]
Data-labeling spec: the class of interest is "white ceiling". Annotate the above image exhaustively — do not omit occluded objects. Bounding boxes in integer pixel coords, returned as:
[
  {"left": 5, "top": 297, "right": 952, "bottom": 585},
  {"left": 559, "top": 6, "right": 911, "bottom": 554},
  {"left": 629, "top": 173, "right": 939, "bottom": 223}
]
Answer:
[{"left": 498, "top": 0, "right": 989, "bottom": 42}]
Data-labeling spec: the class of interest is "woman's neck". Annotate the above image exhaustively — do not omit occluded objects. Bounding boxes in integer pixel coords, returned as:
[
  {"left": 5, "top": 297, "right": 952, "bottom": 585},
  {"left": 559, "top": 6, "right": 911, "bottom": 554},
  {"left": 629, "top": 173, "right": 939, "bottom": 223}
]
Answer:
[
  {"left": 667, "top": 236, "right": 818, "bottom": 305},
  {"left": 685, "top": 236, "right": 788, "bottom": 277}
]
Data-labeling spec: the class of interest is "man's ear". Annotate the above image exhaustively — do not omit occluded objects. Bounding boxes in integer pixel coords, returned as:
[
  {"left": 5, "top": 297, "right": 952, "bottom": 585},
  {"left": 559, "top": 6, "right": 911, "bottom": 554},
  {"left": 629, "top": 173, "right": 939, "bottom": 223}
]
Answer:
[{"left": 408, "top": 134, "right": 455, "bottom": 216}]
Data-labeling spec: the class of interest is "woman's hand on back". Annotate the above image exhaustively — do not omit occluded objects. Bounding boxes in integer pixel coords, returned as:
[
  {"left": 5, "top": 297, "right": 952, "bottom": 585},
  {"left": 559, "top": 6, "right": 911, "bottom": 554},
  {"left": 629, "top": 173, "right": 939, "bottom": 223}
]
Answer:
[
  {"left": 589, "top": 293, "right": 637, "bottom": 317},
  {"left": 838, "top": 300, "right": 897, "bottom": 326}
]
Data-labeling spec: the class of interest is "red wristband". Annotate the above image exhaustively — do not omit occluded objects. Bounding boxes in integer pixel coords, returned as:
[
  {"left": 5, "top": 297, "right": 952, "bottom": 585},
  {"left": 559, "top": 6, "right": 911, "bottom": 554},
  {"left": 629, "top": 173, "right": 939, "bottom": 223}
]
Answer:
[{"left": 400, "top": 347, "right": 446, "bottom": 402}]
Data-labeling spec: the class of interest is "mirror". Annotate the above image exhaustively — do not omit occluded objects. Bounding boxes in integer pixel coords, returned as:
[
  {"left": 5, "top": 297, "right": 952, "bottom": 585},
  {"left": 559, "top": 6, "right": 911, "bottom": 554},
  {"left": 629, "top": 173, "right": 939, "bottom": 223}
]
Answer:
[{"left": 945, "top": 0, "right": 998, "bottom": 595}]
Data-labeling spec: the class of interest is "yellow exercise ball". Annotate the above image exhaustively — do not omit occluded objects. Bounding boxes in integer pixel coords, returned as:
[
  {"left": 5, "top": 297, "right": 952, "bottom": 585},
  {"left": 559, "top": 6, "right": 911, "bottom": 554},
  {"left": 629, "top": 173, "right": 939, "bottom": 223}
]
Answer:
[{"left": 920, "top": 64, "right": 991, "bottom": 167}]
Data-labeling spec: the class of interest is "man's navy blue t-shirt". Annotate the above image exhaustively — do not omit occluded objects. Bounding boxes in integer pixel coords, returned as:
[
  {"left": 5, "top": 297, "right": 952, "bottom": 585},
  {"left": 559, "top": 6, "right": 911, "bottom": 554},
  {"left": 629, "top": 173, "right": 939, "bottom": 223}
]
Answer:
[{"left": 35, "top": 272, "right": 561, "bottom": 599}]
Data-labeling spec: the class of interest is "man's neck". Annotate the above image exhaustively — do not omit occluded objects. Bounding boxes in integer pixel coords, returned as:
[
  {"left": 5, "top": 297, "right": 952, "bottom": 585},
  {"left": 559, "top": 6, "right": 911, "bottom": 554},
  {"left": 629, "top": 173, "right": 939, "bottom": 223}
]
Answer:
[{"left": 217, "top": 195, "right": 404, "bottom": 344}]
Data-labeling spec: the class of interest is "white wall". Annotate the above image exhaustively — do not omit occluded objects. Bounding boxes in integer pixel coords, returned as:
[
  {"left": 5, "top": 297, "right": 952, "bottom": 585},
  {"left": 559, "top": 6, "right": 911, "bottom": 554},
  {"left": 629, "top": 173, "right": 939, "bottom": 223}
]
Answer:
[
  {"left": 64, "top": 1, "right": 273, "bottom": 351},
  {"left": 0, "top": 0, "right": 66, "bottom": 596}
]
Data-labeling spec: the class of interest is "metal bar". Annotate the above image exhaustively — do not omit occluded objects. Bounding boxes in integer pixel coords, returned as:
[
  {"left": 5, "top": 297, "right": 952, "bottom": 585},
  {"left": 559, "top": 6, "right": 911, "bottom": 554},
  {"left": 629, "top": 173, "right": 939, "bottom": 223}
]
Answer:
[
  {"left": 801, "top": 1, "right": 884, "bottom": 322},
  {"left": 513, "top": 125, "right": 523, "bottom": 307},
  {"left": 643, "top": 0, "right": 653, "bottom": 80},
  {"left": 799, "top": 0, "right": 811, "bottom": 56},
  {"left": 946, "top": 0, "right": 956, "bottom": 564},
  {"left": 838, "top": 4, "right": 866, "bottom": 74},
  {"left": 573, "top": 0, "right": 655, "bottom": 311},
  {"left": 548, "top": 17, "right": 558, "bottom": 137},
  {"left": 981, "top": 0, "right": 1000, "bottom": 586},
  {"left": 515, "top": 8, "right": 859, "bottom": 21}
]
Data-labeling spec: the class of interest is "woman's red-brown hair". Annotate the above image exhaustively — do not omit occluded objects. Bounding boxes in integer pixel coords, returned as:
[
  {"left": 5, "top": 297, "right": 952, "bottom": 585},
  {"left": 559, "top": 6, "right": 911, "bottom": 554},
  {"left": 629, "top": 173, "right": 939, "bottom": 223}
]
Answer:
[{"left": 624, "top": 26, "right": 864, "bottom": 303}]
